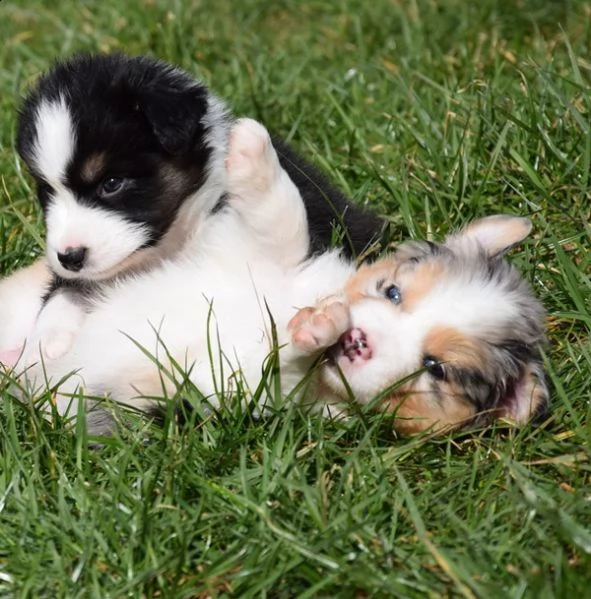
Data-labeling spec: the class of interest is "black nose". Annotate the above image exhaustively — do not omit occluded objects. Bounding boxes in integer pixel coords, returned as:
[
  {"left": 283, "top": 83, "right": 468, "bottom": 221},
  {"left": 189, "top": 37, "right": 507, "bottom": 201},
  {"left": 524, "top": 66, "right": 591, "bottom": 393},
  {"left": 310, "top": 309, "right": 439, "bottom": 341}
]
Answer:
[{"left": 57, "top": 246, "right": 87, "bottom": 272}]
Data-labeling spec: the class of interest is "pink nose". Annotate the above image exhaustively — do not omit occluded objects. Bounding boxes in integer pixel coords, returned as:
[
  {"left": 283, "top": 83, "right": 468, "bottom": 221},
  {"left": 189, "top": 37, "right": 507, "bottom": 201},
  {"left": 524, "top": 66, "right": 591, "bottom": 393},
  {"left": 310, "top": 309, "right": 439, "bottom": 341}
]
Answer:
[{"left": 342, "top": 328, "right": 372, "bottom": 361}]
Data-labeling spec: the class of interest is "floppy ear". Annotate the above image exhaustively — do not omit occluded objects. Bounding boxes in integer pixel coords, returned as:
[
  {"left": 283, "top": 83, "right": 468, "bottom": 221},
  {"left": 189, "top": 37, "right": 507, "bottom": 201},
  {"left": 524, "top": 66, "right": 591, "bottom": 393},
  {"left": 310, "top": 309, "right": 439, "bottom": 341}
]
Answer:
[
  {"left": 139, "top": 87, "right": 208, "bottom": 155},
  {"left": 497, "top": 359, "right": 549, "bottom": 425},
  {"left": 455, "top": 215, "right": 533, "bottom": 257}
]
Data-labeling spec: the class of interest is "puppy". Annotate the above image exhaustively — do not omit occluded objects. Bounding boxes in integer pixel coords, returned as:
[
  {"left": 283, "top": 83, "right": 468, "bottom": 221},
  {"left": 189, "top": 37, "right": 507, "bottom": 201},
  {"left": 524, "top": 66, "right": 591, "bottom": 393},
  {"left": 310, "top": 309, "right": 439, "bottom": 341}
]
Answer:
[
  {"left": 20, "top": 119, "right": 548, "bottom": 435},
  {"left": 1, "top": 52, "right": 381, "bottom": 364}
]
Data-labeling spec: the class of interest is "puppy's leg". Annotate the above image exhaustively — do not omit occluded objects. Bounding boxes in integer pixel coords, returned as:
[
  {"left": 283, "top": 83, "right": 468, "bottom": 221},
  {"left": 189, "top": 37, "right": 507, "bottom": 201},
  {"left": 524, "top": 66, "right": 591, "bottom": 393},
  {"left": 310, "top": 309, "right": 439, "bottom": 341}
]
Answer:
[
  {"left": 0, "top": 257, "right": 52, "bottom": 367},
  {"left": 284, "top": 295, "right": 352, "bottom": 419},
  {"left": 225, "top": 118, "right": 310, "bottom": 267},
  {"left": 25, "top": 292, "right": 86, "bottom": 363},
  {"left": 288, "top": 295, "right": 351, "bottom": 355}
]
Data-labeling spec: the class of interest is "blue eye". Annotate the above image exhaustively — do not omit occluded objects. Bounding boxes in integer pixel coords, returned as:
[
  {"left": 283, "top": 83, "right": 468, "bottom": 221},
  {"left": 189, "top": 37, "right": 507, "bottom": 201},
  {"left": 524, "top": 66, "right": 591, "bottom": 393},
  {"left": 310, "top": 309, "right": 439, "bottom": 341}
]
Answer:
[
  {"left": 385, "top": 284, "right": 402, "bottom": 304},
  {"left": 423, "top": 355, "right": 446, "bottom": 380}
]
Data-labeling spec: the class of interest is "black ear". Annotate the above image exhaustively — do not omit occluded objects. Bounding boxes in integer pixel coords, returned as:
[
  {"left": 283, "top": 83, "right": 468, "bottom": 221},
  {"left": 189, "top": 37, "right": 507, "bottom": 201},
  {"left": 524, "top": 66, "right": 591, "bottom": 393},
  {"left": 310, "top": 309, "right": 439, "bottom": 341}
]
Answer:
[{"left": 139, "top": 86, "right": 208, "bottom": 155}]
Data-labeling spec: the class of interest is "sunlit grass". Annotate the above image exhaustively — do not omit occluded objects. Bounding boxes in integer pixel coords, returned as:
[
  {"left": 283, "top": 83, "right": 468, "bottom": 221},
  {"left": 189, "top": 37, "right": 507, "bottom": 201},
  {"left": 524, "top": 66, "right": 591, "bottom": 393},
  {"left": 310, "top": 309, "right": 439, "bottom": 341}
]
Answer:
[{"left": 0, "top": 0, "right": 590, "bottom": 596}]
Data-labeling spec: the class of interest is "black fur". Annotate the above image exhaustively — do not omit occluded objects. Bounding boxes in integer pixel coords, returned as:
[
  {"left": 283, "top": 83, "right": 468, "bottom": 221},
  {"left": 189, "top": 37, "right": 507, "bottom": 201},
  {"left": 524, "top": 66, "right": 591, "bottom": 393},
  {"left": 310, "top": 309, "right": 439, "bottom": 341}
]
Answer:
[
  {"left": 17, "top": 53, "right": 213, "bottom": 250},
  {"left": 271, "top": 136, "right": 384, "bottom": 257},
  {"left": 17, "top": 52, "right": 383, "bottom": 269},
  {"left": 16, "top": 53, "right": 384, "bottom": 317}
]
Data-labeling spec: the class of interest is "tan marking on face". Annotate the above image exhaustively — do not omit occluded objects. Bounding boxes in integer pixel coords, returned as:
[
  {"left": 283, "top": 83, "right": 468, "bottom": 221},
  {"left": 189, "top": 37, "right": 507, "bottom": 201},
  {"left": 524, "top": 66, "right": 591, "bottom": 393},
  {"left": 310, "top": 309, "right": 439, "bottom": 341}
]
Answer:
[
  {"left": 423, "top": 326, "right": 488, "bottom": 372},
  {"left": 159, "top": 163, "right": 190, "bottom": 195},
  {"left": 80, "top": 153, "right": 106, "bottom": 183},
  {"left": 343, "top": 257, "right": 398, "bottom": 302},
  {"left": 343, "top": 254, "right": 447, "bottom": 313},
  {"left": 381, "top": 326, "right": 492, "bottom": 434},
  {"left": 383, "top": 384, "right": 477, "bottom": 435},
  {"left": 401, "top": 260, "right": 446, "bottom": 312}
]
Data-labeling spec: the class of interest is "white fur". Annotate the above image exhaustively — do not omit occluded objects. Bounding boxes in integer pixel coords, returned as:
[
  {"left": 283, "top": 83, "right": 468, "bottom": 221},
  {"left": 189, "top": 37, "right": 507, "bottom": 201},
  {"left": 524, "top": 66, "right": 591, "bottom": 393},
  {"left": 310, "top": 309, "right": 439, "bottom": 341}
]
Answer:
[
  {"left": 1, "top": 80, "right": 232, "bottom": 367},
  {"left": 0, "top": 259, "right": 52, "bottom": 364},
  {"left": 24, "top": 293, "right": 86, "bottom": 362},
  {"left": 17, "top": 119, "right": 541, "bottom": 432},
  {"left": 170, "top": 93, "right": 231, "bottom": 254},
  {"left": 224, "top": 118, "right": 309, "bottom": 267},
  {"left": 32, "top": 97, "right": 75, "bottom": 187},
  {"left": 44, "top": 193, "right": 150, "bottom": 280},
  {"left": 320, "top": 280, "right": 520, "bottom": 404},
  {"left": 21, "top": 119, "right": 354, "bottom": 417}
]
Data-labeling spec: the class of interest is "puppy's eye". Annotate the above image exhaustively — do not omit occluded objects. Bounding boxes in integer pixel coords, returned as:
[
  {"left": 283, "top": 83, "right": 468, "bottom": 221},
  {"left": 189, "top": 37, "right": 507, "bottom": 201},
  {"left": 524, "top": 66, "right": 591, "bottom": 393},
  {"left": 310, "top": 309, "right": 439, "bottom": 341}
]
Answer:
[
  {"left": 99, "top": 176, "right": 125, "bottom": 197},
  {"left": 384, "top": 284, "right": 402, "bottom": 304},
  {"left": 423, "top": 355, "right": 446, "bottom": 381}
]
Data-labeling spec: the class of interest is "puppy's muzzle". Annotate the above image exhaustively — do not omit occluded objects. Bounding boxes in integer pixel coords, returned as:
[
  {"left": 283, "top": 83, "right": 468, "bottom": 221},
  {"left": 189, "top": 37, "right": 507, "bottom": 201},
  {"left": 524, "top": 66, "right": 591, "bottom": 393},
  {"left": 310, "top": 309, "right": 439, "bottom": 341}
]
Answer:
[{"left": 58, "top": 246, "right": 87, "bottom": 272}]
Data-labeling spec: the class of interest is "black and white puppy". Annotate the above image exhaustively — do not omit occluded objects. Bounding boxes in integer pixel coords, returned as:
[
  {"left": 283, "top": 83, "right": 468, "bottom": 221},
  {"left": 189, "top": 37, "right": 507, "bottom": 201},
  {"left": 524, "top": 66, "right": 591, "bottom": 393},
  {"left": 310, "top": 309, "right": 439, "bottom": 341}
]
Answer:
[{"left": 0, "top": 53, "right": 381, "bottom": 364}]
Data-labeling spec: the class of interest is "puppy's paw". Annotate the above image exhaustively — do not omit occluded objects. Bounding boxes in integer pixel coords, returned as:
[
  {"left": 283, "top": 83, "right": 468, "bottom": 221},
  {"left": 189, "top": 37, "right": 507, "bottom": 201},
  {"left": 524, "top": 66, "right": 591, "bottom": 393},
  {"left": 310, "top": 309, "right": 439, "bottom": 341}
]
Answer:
[
  {"left": 289, "top": 297, "right": 351, "bottom": 354},
  {"left": 25, "top": 327, "right": 77, "bottom": 364},
  {"left": 40, "top": 330, "right": 77, "bottom": 361},
  {"left": 225, "top": 118, "right": 280, "bottom": 199}
]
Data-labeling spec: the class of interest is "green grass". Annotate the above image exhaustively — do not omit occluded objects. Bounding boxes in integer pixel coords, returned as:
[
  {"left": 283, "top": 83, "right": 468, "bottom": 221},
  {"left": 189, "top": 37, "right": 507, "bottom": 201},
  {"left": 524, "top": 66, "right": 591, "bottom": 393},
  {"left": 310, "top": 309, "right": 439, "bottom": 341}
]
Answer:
[{"left": 1, "top": 0, "right": 590, "bottom": 596}]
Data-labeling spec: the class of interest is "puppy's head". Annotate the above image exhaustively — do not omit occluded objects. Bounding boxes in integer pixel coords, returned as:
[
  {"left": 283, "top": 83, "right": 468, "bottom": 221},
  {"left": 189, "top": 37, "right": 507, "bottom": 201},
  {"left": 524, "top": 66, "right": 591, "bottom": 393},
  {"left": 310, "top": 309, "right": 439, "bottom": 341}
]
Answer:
[
  {"left": 17, "top": 53, "right": 228, "bottom": 280},
  {"left": 321, "top": 215, "right": 548, "bottom": 434}
]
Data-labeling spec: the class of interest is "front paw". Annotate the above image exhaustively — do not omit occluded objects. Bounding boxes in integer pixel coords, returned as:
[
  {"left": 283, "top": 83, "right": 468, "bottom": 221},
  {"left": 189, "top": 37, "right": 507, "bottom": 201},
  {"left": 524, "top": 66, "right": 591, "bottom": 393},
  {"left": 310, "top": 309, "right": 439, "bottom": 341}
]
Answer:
[
  {"left": 40, "top": 330, "right": 76, "bottom": 361},
  {"left": 288, "top": 297, "right": 351, "bottom": 354},
  {"left": 25, "top": 328, "right": 77, "bottom": 363},
  {"left": 225, "top": 117, "right": 280, "bottom": 199}
]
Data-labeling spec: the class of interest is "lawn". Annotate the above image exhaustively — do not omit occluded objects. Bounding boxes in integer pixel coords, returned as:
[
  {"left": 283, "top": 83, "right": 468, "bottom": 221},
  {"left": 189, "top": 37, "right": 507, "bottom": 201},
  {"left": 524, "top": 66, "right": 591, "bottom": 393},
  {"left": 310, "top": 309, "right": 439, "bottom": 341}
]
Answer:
[{"left": 0, "top": 0, "right": 590, "bottom": 597}]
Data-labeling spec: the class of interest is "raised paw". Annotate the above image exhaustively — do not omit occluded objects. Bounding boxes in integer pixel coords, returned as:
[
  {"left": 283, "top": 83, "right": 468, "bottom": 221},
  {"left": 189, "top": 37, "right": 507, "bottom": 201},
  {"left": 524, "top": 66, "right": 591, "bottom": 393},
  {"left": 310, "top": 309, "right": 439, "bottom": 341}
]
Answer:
[
  {"left": 288, "top": 297, "right": 351, "bottom": 354},
  {"left": 225, "top": 118, "right": 280, "bottom": 199}
]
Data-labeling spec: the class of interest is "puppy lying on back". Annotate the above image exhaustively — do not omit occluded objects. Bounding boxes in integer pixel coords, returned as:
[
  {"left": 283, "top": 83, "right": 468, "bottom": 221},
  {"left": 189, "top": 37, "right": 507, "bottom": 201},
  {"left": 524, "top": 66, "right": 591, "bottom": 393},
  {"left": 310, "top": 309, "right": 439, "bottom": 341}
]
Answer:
[
  {"left": 0, "top": 53, "right": 381, "bottom": 365},
  {"left": 19, "top": 119, "right": 549, "bottom": 435}
]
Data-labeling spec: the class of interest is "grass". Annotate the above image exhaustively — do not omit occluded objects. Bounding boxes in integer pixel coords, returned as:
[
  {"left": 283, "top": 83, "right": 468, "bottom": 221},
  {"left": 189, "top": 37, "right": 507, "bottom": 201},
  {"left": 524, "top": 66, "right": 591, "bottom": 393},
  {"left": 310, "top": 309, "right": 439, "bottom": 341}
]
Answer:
[{"left": 0, "top": 0, "right": 590, "bottom": 596}]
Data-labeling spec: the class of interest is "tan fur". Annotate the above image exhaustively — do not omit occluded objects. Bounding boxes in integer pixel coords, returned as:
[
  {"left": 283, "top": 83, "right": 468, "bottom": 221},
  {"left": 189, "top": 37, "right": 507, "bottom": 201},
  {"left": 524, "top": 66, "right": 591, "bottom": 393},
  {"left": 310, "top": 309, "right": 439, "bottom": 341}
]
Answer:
[
  {"left": 423, "top": 326, "right": 488, "bottom": 372},
  {"left": 159, "top": 163, "right": 192, "bottom": 195},
  {"left": 343, "top": 259, "right": 396, "bottom": 301},
  {"left": 80, "top": 153, "right": 106, "bottom": 183},
  {"left": 300, "top": 218, "right": 548, "bottom": 435},
  {"left": 341, "top": 256, "right": 446, "bottom": 313},
  {"left": 385, "top": 327, "right": 491, "bottom": 433},
  {"left": 461, "top": 215, "right": 532, "bottom": 256},
  {"left": 400, "top": 261, "right": 445, "bottom": 312},
  {"left": 383, "top": 386, "right": 476, "bottom": 434}
]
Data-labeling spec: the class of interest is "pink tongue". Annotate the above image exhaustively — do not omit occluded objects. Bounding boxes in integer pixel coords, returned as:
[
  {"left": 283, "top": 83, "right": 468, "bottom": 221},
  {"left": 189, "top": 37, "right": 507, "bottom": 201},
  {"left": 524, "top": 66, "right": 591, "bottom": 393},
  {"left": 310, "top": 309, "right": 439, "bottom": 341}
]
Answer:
[{"left": 342, "top": 328, "right": 372, "bottom": 361}]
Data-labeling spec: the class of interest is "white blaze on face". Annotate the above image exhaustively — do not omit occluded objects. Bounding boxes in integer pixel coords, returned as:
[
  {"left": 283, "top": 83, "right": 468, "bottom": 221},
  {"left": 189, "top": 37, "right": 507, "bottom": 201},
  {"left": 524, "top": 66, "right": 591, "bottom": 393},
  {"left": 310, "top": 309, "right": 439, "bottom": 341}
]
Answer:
[
  {"left": 32, "top": 96, "right": 150, "bottom": 280},
  {"left": 44, "top": 197, "right": 151, "bottom": 279},
  {"left": 32, "top": 96, "right": 75, "bottom": 187}
]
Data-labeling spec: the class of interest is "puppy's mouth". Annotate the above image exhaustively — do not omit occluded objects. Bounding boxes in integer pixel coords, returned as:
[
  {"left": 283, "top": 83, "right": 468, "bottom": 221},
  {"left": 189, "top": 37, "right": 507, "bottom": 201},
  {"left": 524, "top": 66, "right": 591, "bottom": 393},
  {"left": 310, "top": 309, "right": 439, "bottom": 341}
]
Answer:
[{"left": 328, "top": 327, "right": 372, "bottom": 364}]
